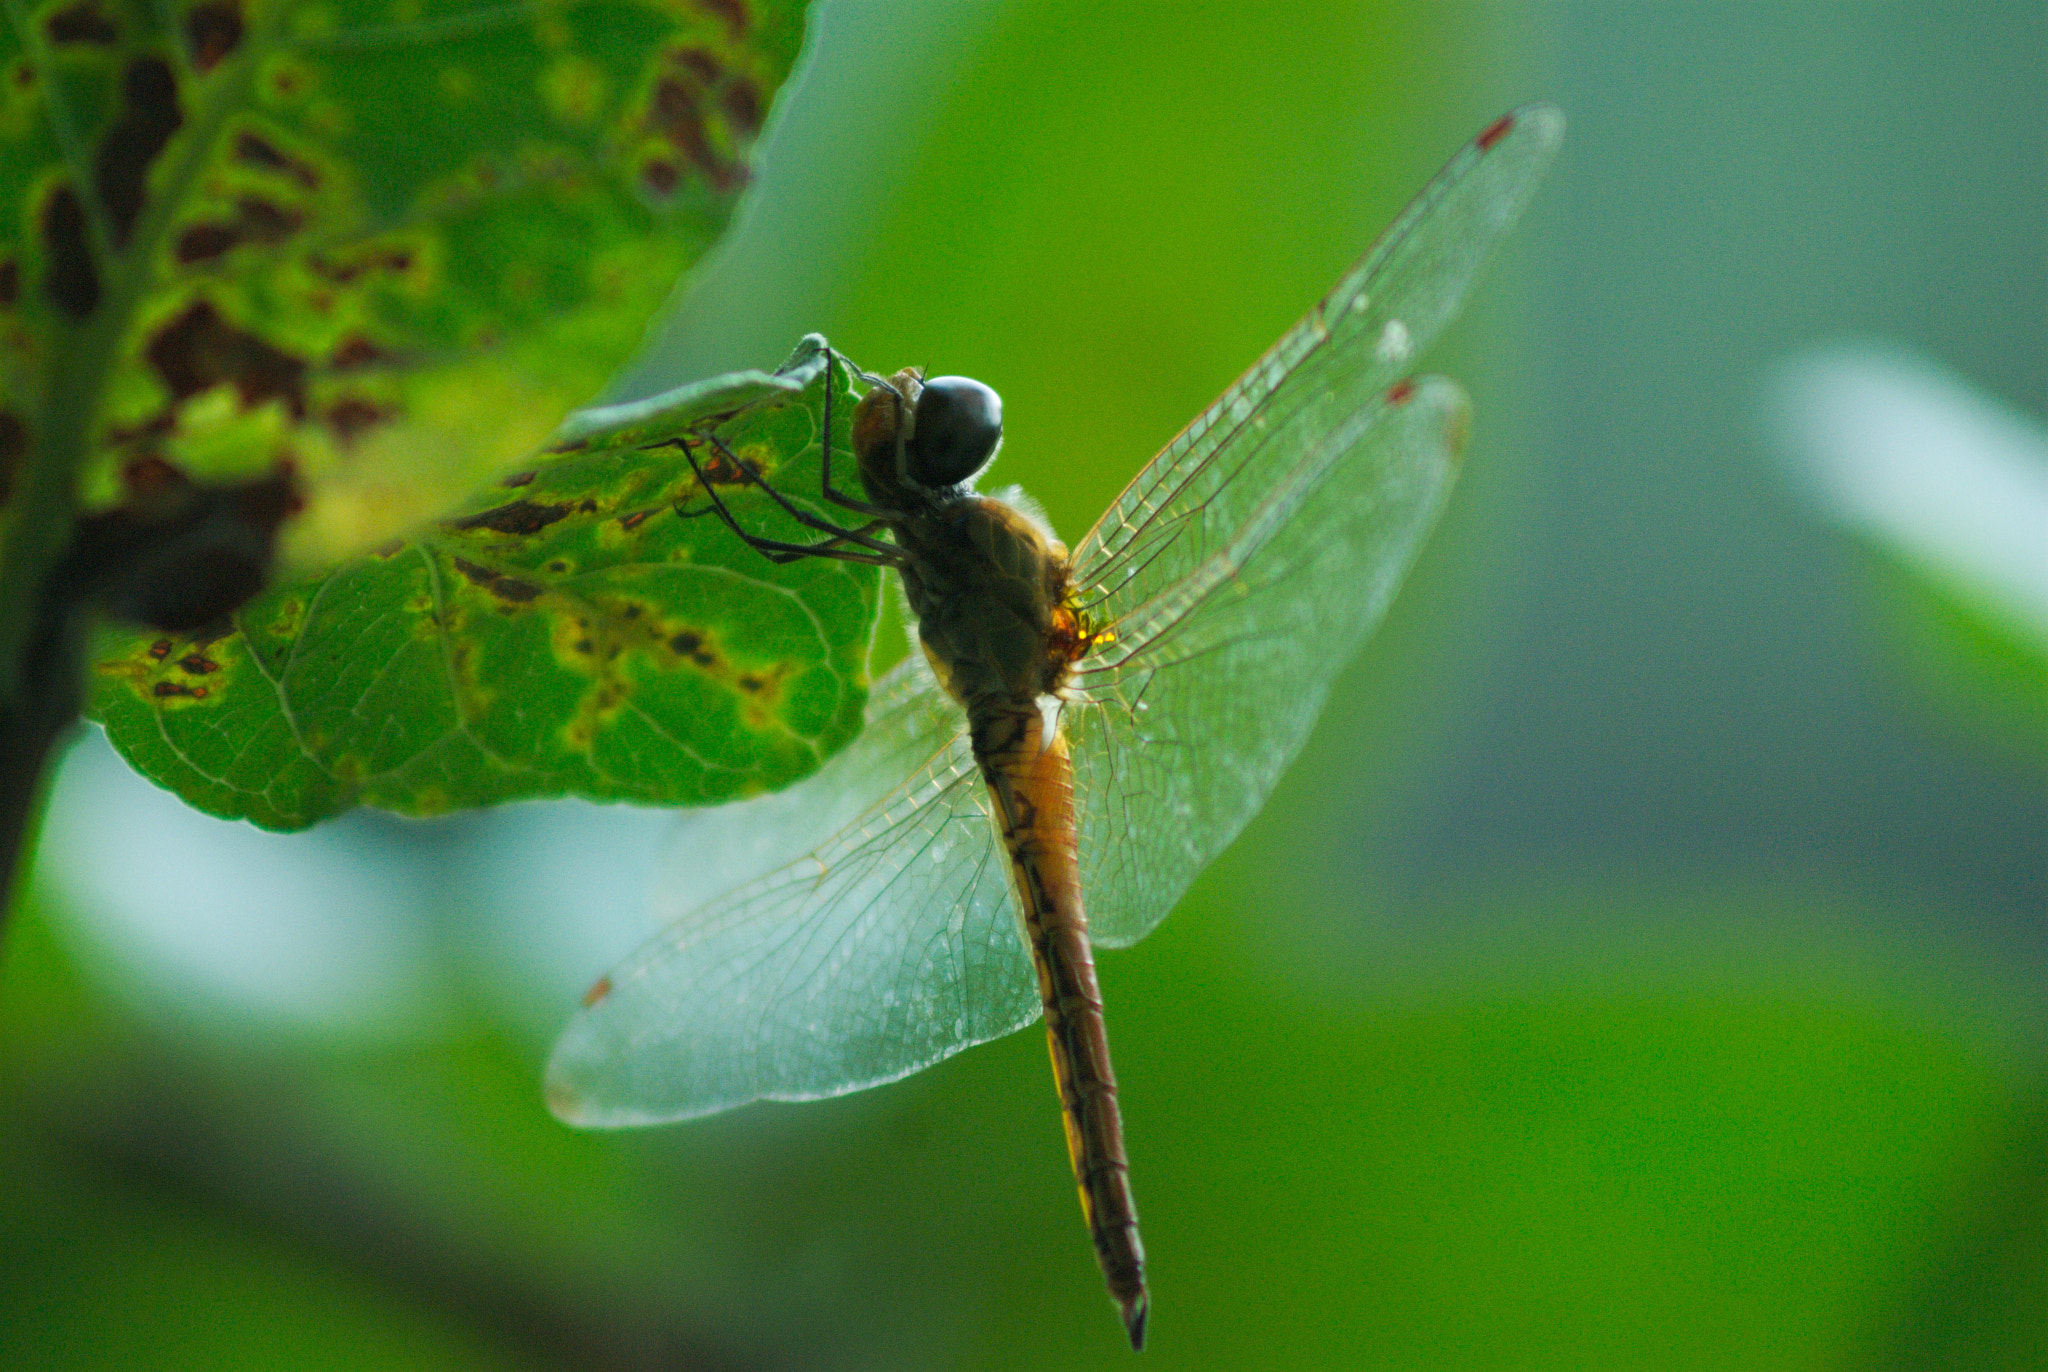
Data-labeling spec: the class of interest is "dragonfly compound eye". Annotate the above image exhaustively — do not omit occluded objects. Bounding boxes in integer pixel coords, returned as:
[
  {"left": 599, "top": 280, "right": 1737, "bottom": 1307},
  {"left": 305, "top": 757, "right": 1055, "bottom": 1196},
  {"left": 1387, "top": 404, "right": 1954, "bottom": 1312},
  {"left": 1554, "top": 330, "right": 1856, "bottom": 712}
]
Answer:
[{"left": 907, "top": 376, "right": 1003, "bottom": 488}]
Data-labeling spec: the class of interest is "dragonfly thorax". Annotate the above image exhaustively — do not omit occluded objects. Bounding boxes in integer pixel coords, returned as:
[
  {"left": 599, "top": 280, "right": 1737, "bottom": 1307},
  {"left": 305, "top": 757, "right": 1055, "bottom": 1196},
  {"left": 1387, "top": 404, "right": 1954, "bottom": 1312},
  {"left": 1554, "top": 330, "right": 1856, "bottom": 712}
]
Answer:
[
  {"left": 903, "top": 493, "right": 1081, "bottom": 706},
  {"left": 853, "top": 371, "right": 1081, "bottom": 708}
]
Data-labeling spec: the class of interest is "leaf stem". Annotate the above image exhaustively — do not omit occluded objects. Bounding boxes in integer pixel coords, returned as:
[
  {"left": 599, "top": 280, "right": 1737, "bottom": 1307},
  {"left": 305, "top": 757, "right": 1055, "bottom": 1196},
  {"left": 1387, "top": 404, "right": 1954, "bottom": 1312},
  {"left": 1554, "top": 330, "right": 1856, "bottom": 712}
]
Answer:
[{"left": 0, "top": 317, "right": 96, "bottom": 933}]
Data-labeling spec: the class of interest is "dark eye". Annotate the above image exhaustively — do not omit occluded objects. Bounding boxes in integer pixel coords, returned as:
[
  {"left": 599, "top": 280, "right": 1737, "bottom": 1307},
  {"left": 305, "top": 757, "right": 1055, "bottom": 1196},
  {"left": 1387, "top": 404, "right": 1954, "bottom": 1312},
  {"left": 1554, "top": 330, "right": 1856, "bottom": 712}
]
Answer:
[{"left": 906, "top": 376, "right": 1002, "bottom": 487}]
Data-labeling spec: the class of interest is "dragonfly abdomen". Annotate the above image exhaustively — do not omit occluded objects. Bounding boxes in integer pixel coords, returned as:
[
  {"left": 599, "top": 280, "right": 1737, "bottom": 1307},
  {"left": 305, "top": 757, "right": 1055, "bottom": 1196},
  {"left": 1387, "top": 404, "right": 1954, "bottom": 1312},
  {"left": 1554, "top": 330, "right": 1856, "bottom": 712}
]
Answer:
[{"left": 972, "top": 696, "right": 1149, "bottom": 1349}]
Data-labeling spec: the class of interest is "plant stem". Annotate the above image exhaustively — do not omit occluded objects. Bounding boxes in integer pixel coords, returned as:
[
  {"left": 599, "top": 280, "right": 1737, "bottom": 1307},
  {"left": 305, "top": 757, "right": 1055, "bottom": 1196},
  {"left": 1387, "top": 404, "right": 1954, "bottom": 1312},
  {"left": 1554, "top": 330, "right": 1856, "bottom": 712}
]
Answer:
[
  {"left": 0, "top": 319, "right": 98, "bottom": 934},
  {"left": 0, "top": 11, "right": 285, "bottom": 932}
]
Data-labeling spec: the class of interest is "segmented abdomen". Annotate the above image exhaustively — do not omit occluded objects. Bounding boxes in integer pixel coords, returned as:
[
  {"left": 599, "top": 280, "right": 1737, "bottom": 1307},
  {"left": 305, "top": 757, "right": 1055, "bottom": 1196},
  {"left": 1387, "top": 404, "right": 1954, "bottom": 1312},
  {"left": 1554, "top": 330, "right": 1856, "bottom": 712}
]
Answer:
[{"left": 971, "top": 696, "right": 1148, "bottom": 1347}]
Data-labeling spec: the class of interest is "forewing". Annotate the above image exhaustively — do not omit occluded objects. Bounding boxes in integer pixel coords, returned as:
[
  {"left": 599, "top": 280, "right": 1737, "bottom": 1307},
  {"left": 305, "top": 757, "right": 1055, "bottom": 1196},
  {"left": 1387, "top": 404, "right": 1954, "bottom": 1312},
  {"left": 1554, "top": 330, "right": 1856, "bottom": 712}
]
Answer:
[
  {"left": 1068, "top": 378, "right": 1469, "bottom": 945},
  {"left": 1071, "top": 106, "right": 1560, "bottom": 614},
  {"left": 1062, "top": 106, "right": 1563, "bottom": 948},
  {"left": 548, "top": 660, "right": 1035, "bottom": 1125}
]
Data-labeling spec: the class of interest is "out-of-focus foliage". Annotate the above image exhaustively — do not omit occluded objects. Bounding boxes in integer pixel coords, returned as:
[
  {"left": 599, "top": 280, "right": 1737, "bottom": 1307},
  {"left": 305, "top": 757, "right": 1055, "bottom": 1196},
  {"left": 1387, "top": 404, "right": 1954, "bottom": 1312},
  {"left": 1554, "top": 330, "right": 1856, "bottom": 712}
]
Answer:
[
  {"left": 1767, "top": 342, "right": 2048, "bottom": 762},
  {"left": 1, "top": 0, "right": 806, "bottom": 572},
  {"left": 2, "top": 875, "right": 2035, "bottom": 1369}
]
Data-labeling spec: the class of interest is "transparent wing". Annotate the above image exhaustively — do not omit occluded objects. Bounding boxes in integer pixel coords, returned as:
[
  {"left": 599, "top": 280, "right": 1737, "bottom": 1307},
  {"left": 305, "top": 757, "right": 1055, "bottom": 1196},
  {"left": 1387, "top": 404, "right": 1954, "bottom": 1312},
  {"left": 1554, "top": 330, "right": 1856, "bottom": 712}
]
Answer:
[
  {"left": 547, "top": 659, "right": 1035, "bottom": 1125},
  {"left": 1066, "top": 105, "right": 1563, "bottom": 946},
  {"left": 1069, "top": 377, "right": 1467, "bottom": 944}
]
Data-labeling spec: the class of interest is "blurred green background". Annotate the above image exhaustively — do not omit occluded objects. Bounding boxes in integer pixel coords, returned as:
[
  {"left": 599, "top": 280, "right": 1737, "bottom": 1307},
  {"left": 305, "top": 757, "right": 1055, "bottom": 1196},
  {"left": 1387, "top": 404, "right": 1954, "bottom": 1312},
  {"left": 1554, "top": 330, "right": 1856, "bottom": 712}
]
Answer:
[{"left": 5, "top": 2, "right": 2043, "bottom": 1368}]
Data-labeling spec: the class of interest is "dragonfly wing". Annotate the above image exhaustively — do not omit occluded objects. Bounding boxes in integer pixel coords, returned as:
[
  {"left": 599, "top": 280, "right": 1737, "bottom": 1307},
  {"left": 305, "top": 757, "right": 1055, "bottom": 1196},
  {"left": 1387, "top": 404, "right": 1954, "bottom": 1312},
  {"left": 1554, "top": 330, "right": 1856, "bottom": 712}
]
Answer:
[
  {"left": 1071, "top": 106, "right": 1559, "bottom": 609},
  {"left": 548, "top": 658, "right": 1035, "bottom": 1125},
  {"left": 1067, "top": 375, "right": 1470, "bottom": 945},
  {"left": 1062, "top": 107, "right": 1562, "bottom": 948}
]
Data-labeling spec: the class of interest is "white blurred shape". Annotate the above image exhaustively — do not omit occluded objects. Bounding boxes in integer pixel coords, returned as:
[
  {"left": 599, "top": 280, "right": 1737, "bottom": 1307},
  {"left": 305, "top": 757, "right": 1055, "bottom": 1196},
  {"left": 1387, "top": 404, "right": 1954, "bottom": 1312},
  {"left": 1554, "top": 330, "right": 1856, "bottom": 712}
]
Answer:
[
  {"left": 37, "top": 727, "right": 445, "bottom": 1038},
  {"left": 1768, "top": 341, "right": 2048, "bottom": 656}
]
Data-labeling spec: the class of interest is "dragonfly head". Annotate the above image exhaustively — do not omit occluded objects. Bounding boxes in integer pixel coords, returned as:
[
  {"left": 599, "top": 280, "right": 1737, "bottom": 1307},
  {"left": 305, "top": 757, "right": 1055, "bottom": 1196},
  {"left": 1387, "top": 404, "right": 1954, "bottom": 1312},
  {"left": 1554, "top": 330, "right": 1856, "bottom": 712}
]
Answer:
[
  {"left": 906, "top": 375, "right": 1003, "bottom": 488},
  {"left": 854, "top": 369, "right": 1004, "bottom": 500}
]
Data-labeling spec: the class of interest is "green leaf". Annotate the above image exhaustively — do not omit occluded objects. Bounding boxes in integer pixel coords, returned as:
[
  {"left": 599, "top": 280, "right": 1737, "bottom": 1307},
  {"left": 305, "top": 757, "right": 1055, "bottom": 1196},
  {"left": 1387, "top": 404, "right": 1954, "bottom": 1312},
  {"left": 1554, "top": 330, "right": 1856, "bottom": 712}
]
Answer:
[
  {"left": 87, "top": 335, "right": 880, "bottom": 829},
  {"left": 0, "top": 0, "right": 809, "bottom": 577}
]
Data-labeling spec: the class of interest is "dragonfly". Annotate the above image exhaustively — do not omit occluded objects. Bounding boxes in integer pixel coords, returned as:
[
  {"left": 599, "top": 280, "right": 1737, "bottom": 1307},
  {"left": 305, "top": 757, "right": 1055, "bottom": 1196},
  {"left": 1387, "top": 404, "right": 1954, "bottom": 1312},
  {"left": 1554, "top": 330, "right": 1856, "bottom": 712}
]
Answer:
[{"left": 547, "top": 105, "right": 1563, "bottom": 1348}]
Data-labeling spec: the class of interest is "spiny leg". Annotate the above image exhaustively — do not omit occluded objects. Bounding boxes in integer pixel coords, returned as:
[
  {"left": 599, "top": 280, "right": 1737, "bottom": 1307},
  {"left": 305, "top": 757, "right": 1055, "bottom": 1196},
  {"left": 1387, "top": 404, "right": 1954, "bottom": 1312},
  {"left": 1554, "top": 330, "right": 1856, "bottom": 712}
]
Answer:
[
  {"left": 690, "top": 428, "right": 902, "bottom": 558},
  {"left": 673, "top": 434, "right": 902, "bottom": 567}
]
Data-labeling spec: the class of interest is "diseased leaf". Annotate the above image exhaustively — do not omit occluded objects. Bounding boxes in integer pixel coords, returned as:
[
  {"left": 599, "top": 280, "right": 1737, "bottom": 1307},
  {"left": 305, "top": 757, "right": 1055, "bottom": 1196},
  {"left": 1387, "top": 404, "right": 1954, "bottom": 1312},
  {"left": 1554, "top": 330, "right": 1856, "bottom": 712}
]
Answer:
[
  {"left": 89, "top": 335, "right": 880, "bottom": 829},
  {"left": 0, "top": 0, "right": 809, "bottom": 580}
]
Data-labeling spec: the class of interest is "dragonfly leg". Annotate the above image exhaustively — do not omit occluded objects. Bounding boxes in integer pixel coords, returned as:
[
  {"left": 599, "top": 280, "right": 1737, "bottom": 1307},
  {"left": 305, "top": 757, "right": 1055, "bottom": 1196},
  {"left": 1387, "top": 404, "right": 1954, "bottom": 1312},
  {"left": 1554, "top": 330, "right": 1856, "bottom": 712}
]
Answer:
[
  {"left": 673, "top": 435, "right": 904, "bottom": 567},
  {"left": 693, "top": 427, "right": 902, "bottom": 557}
]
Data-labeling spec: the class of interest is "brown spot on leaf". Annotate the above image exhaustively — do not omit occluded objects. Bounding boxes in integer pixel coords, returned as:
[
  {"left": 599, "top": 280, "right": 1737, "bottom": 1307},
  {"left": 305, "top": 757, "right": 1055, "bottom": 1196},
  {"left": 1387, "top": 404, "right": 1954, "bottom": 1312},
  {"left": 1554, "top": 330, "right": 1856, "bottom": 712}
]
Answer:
[
  {"left": 651, "top": 76, "right": 741, "bottom": 193},
  {"left": 581, "top": 975, "right": 612, "bottom": 1009},
  {"left": 122, "top": 454, "right": 188, "bottom": 497},
  {"left": 677, "top": 47, "right": 721, "bottom": 84},
  {"left": 720, "top": 76, "right": 763, "bottom": 134},
  {"left": 41, "top": 183, "right": 99, "bottom": 317},
  {"left": 448, "top": 498, "right": 573, "bottom": 535},
  {"left": 0, "top": 258, "right": 17, "bottom": 306},
  {"left": 659, "top": 436, "right": 760, "bottom": 487},
  {"left": 177, "top": 653, "right": 220, "bottom": 674},
  {"left": 173, "top": 197, "right": 303, "bottom": 264},
  {"left": 324, "top": 397, "right": 396, "bottom": 446},
  {"left": 499, "top": 470, "right": 536, "bottom": 488},
  {"left": 97, "top": 57, "right": 184, "bottom": 245},
  {"left": 0, "top": 410, "right": 24, "bottom": 506},
  {"left": 696, "top": 0, "right": 748, "bottom": 41},
  {"left": 46, "top": 1, "right": 117, "bottom": 45},
  {"left": 147, "top": 300, "right": 307, "bottom": 417},
  {"left": 708, "top": 448, "right": 760, "bottom": 484},
  {"left": 618, "top": 509, "right": 653, "bottom": 532},
  {"left": 640, "top": 158, "right": 679, "bottom": 196},
  {"left": 370, "top": 539, "right": 403, "bottom": 558},
  {"left": 450, "top": 556, "right": 543, "bottom": 604},
  {"left": 233, "top": 130, "right": 320, "bottom": 189},
  {"left": 547, "top": 559, "right": 568, "bottom": 573},
  {"left": 329, "top": 334, "right": 392, "bottom": 371},
  {"left": 173, "top": 223, "right": 237, "bottom": 262},
  {"left": 668, "top": 631, "right": 715, "bottom": 667},
  {"left": 738, "top": 674, "right": 763, "bottom": 693},
  {"left": 309, "top": 245, "right": 415, "bottom": 285},
  {"left": 147, "top": 639, "right": 173, "bottom": 660},
  {"left": 152, "top": 681, "right": 208, "bottom": 698},
  {"left": 185, "top": 0, "right": 242, "bottom": 73}
]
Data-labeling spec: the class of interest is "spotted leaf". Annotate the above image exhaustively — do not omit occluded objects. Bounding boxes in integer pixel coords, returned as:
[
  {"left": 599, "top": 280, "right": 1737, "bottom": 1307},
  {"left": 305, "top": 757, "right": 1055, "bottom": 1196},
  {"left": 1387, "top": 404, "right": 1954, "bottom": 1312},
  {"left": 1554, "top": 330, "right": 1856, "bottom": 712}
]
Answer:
[
  {"left": 0, "top": 0, "right": 810, "bottom": 593},
  {"left": 88, "top": 335, "right": 880, "bottom": 828}
]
